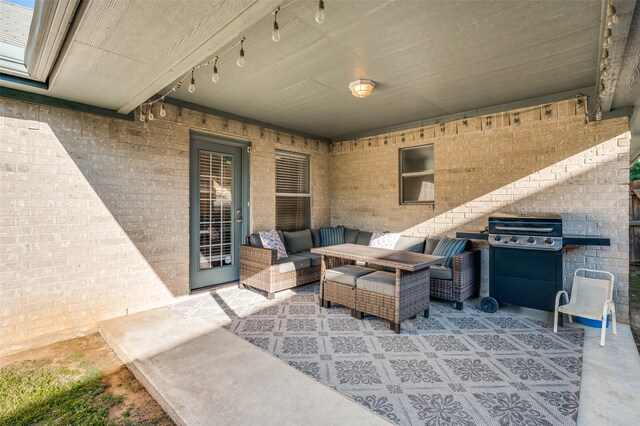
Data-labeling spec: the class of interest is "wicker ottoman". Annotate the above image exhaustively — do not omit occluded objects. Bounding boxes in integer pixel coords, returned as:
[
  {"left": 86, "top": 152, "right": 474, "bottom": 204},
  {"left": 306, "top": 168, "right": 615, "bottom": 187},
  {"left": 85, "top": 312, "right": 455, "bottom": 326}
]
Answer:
[
  {"left": 323, "top": 265, "right": 375, "bottom": 312},
  {"left": 355, "top": 269, "right": 430, "bottom": 333}
]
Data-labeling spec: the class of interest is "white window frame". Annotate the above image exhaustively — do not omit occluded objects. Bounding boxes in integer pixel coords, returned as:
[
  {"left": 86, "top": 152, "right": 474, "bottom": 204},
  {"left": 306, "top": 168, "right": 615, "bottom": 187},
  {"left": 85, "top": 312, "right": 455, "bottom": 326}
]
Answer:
[
  {"left": 275, "top": 150, "right": 311, "bottom": 231},
  {"left": 399, "top": 144, "right": 435, "bottom": 205}
]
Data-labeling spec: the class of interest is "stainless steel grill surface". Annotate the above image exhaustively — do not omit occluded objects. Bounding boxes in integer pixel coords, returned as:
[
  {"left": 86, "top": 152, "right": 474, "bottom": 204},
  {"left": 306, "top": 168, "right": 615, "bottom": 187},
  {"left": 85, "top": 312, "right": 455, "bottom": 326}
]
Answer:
[{"left": 488, "top": 213, "right": 562, "bottom": 251}]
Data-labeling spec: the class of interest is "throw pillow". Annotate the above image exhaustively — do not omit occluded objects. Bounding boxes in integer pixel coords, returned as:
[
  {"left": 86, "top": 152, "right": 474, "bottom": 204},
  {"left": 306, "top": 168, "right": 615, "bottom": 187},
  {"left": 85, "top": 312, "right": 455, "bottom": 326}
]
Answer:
[
  {"left": 310, "top": 229, "right": 321, "bottom": 247},
  {"left": 319, "top": 226, "right": 344, "bottom": 247},
  {"left": 344, "top": 227, "right": 360, "bottom": 244},
  {"left": 424, "top": 238, "right": 441, "bottom": 255},
  {"left": 356, "top": 231, "right": 372, "bottom": 246},
  {"left": 369, "top": 232, "right": 401, "bottom": 249},
  {"left": 431, "top": 237, "right": 468, "bottom": 268},
  {"left": 258, "top": 230, "right": 288, "bottom": 260},
  {"left": 282, "top": 229, "right": 313, "bottom": 254}
]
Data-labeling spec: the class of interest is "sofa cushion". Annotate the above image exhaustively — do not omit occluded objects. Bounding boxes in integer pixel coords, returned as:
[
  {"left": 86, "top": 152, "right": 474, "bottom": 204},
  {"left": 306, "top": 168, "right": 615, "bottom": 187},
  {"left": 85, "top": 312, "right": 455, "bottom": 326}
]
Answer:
[
  {"left": 249, "top": 233, "right": 263, "bottom": 248},
  {"left": 432, "top": 237, "right": 468, "bottom": 268},
  {"left": 319, "top": 226, "right": 345, "bottom": 247},
  {"left": 259, "top": 230, "right": 288, "bottom": 260},
  {"left": 356, "top": 271, "right": 396, "bottom": 296},
  {"left": 424, "top": 238, "right": 441, "bottom": 255},
  {"left": 430, "top": 265, "right": 453, "bottom": 280},
  {"left": 356, "top": 231, "right": 372, "bottom": 246},
  {"left": 276, "top": 255, "right": 311, "bottom": 273},
  {"left": 310, "top": 229, "right": 321, "bottom": 247},
  {"left": 344, "top": 227, "right": 360, "bottom": 244},
  {"left": 325, "top": 265, "right": 374, "bottom": 286},
  {"left": 282, "top": 229, "right": 313, "bottom": 254},
  {"left": 394, "top": 235, "right": 425, "bottom": 253},
  {"left": 296, "top": 251, "right": 321, "bottom": 267},
  {"left": 369, "top": 232, "right": 401, "bottom": 249}
]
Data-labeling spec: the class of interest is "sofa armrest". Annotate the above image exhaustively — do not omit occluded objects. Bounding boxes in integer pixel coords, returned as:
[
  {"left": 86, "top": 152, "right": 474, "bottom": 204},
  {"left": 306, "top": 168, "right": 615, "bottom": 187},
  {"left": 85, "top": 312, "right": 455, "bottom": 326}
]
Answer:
[
  {"left": 240, "top": 245, "right": 277, "bottom": 266},
  {"left": 452, "top": 250, "right": 480, "bottom": 281}
]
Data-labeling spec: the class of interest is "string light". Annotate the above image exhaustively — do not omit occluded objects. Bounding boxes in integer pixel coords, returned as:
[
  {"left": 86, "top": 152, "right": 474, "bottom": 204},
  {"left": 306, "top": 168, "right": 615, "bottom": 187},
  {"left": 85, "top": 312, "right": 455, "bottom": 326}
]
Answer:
[
  {"left": 237, "top": 37, "right": 245, "bottom": 67},
  {"left": 138, "top": 1, "right": 329, "bottom": 115},
  {"left": 315, "top": 0, "right": 325, "bottom": 24},
  {"left": 211, "top": 57, "right": 219, "bottom": 83},
  {"left": 272, "top": 8, "right": 281, "bottom": 42},
  {"left": 607, "top": 1, "right": 618, "bottom": 28},
  {"left": 188, "top": 70, "right": 196, "bottom": 93},
  {"left": 602, "top": 28, "right": 612, "bottom": 49}
]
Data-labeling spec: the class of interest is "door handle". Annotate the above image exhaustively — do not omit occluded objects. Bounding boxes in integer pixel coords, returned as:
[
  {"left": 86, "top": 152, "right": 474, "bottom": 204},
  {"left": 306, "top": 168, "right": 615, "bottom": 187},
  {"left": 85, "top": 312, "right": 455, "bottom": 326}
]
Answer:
[
  {"left": 235, "top": 208, "right": 243, "bottom": 223},
  {"left": 236, "top": 218, "right": 243, "bottom": 223}
]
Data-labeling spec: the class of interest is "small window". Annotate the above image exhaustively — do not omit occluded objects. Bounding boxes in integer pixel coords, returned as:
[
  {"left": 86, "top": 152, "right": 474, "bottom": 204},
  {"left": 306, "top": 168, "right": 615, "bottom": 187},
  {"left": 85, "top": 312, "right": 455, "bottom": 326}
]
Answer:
[
  {"left": 276, "top": 151, "right": 311, "bottom": 231},
  {"left": 400, "top": 144, "right": 434, "bottom": 204}
]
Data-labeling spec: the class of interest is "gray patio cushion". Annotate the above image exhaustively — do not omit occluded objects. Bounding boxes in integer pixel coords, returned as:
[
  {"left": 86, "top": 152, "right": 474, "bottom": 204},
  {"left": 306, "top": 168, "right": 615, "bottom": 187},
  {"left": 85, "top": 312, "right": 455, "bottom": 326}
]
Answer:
[
  {"left": 369, "top": 264, "right": 394, "bottom": 273},
  {"left": 325, "top": 265, "right": 375, "bottom": 286},
  {"left": 310, "top": 229, "right": 321, "bottom": 247},
  {"left": 394, "top": 235, "right": 425, "bottom": 253},
  {"left": 249, "top": 233, "right": 263, "bottom": 248},
  {"left": 276, "top": 255, "right": 311, "bottom": 273},
  {"left": 282, "top": 229, "right": 313, "bottom": 254},
  {"left": 344, "top": 227, "right": 360, "bottom": 244},
  {"left": 356, "top": 271, "right": 396, "bottom": 297},
  {"left": 296, "top": 251, "right": 321, "bottom": 267},
  {"left": 424, "top": 238, "right": 441, "bottom": 255},
  {"left": 430, "top": 265, "right": 453, "bottom": 280},
  {"left": 356, "top": 231, "right": 372, "bottom": 246}
]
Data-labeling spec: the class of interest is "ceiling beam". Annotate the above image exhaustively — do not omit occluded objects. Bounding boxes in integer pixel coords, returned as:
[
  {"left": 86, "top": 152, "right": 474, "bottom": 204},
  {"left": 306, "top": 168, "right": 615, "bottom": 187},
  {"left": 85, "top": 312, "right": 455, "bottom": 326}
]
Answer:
[
  {"left": 116, "top": 0, "right": 281, "bottom": 115},
  {"left": 332, "top": 87, "right": 592, "bottom": 142},
  {"left": 596, "top": 0, "right": 637, "bottom": 114},
  {"left": 165, "top": 97, "right": 330, "bottom": 143}
]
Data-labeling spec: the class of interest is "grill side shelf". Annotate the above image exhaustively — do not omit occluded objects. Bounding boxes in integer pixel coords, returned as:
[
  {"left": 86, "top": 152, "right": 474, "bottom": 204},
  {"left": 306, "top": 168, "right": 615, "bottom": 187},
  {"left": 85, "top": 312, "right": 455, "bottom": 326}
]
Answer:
[
  {"left": 563, "top": 235, "right": 610, "bottom": 246},
  {"left": 456, "top": 232, "right": 488, "bottom": 240}
]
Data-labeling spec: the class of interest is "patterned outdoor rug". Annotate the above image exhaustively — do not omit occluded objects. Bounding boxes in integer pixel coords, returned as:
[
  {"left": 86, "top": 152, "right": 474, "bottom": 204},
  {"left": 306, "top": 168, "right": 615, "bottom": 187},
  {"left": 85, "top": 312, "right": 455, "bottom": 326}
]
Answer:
[{"left": 171, "top": 284, "right": 583, "bottom": 425}]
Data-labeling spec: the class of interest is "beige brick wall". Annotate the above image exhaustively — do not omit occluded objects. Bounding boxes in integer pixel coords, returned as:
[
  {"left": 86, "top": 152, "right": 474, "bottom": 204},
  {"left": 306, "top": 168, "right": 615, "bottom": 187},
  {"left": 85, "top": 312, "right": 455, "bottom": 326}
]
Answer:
[
  {"left": 0, "top": 99, "right": 329, "bottom": 350},
  {"left": 330, "top": 100, "right": 630, "bottom": 320}
]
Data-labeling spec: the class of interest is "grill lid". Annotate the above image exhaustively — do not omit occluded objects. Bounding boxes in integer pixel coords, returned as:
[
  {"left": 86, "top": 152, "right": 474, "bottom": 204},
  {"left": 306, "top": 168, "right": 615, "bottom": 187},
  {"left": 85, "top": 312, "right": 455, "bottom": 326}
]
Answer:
[{"left": 489, "top": 212, "right": 562, "bottom": 222}]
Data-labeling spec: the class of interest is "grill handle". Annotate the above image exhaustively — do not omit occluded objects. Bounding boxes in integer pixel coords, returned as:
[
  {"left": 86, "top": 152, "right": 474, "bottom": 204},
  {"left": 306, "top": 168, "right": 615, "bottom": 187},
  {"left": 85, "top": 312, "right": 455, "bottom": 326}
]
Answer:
[{"left": 494, "top": 226, "right": 554, "bottom": 233}]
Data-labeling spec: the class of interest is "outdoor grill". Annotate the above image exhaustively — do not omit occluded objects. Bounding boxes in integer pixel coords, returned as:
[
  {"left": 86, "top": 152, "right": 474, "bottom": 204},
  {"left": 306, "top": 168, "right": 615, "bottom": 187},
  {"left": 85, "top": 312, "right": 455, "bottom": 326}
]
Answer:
[{"left": 482, "top": 213, "right": 564, "bottom": 314}]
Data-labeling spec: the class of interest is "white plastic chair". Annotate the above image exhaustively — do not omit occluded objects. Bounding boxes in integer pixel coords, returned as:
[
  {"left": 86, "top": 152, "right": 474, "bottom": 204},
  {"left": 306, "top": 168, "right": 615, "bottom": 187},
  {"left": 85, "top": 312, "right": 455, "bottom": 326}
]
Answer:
[{"left": 554, "top": 268, "right": 617, "bottom": 347}]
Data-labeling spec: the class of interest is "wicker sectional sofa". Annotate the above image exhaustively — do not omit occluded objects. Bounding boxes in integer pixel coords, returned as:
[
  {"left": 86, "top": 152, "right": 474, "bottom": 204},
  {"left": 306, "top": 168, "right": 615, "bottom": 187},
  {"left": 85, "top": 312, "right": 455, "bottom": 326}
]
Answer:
[{"left": 239, "top": 227, "right": 479, "bottom": 307}]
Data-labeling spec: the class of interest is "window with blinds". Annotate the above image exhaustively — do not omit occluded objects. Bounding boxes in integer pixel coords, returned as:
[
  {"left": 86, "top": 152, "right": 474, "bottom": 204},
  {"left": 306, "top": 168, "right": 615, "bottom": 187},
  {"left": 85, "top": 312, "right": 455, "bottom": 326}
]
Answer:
[{"left": 276, "top": 151, "right": 311, "bottom": 231}]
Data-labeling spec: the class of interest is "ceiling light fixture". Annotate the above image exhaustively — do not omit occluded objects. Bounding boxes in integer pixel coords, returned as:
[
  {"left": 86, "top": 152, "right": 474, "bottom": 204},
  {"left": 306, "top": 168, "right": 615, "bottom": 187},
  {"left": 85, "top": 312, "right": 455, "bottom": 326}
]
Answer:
[
  {"left": 349, "top": 79, "right": 375, "bottom": 98},
  {"left": 315, "top": 0, "right": 325, "bottom": 24}
]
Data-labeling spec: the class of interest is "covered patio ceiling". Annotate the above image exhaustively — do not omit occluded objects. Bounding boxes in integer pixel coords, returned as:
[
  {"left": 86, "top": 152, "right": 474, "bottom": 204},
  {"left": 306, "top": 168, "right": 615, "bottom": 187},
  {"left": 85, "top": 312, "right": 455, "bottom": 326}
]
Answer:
[{"left": 1, "top": 0, "right": 639, "bottom": 142}]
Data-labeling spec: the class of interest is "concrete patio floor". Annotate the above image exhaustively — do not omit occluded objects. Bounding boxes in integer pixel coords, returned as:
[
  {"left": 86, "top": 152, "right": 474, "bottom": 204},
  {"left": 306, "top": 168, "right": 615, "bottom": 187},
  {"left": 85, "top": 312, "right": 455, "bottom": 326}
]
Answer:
[{"left": 100, "top": 287, "right": 640, "bottom": 426}]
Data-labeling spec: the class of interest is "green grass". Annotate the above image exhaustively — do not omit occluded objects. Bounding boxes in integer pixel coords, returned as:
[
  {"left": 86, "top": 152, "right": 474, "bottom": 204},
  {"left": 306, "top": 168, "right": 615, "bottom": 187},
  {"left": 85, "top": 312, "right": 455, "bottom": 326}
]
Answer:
[{"left": 0, "top": 358, "right": 123, "bottom": 426}]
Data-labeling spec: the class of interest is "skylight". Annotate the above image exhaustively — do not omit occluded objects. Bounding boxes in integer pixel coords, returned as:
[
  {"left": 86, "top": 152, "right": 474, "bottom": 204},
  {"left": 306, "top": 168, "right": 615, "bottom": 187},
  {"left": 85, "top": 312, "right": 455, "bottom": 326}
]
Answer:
[
  {"left": 0, "top": 0, "right": 35, "bottom": 77},
  {"left": 0, "top": 0, "right": 79, "bottom": 85}
]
